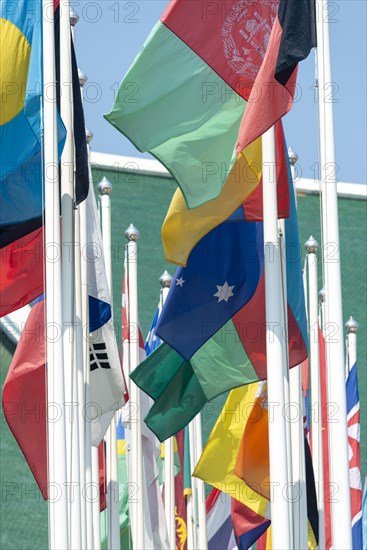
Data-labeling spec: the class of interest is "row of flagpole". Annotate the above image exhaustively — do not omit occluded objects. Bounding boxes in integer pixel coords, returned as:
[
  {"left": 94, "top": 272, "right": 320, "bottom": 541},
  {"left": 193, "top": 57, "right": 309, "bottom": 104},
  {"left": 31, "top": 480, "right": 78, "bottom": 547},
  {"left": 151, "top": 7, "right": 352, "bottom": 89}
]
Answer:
[{"left": 41, "top": 0, "right": 356, "bottom": 548}]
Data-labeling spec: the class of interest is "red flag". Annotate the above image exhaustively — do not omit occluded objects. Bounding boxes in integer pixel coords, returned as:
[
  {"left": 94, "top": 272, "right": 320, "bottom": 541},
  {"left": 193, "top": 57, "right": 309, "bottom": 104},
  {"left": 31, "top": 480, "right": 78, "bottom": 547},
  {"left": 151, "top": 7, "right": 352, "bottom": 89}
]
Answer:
[
  {"left": 2, "top": 295, "right": 120, "bottom": 505},
  {"left": 241, "top": 120, "right": 290, "bottom": 221},
  {"left": 99, "top": 442, "right": 107, "bottom": 512},
  {"left": 236, "top": 0, "right": 316, "bottom": 152},
  {"left": 0, "top": 228, "right": 44, "bottom": 317},
  {"left": 2, "top": 300, "right": 47, "bottom": 498}
]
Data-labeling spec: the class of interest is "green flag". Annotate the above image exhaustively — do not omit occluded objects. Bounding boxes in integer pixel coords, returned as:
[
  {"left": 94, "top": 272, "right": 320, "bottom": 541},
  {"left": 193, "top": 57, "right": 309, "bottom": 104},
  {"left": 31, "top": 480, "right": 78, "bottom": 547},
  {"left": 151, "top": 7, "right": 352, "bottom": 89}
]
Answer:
[
  {"left": 105, "top": 22, "right": 245, "bottom": 209},
  {"left": 130, "top": 319, "right": 259, "bottom": 442}
]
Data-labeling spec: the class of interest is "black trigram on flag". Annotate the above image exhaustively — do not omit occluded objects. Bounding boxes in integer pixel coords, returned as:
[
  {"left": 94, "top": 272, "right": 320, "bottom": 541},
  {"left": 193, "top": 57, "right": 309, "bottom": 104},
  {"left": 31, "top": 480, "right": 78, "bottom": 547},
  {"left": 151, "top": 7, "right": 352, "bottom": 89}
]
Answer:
[{"left": 90, "top": 343, "right": 111, "bottom": 372}]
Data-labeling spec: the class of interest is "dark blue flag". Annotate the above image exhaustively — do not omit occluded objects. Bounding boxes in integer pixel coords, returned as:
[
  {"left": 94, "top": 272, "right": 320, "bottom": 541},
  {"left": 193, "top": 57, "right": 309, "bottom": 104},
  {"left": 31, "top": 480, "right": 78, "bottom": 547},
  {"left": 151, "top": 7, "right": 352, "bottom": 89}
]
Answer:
[{"left": 155, "top": 221, "right": 263, "bottom": 360}]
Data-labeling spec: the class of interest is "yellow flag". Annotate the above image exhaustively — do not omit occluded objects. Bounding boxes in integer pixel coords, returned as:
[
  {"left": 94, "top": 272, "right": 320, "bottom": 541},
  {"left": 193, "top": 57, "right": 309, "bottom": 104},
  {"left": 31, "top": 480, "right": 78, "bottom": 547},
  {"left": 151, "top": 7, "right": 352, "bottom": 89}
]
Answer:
[
  {"left": 162, "top": 137, "right": 262, "bottom": 266},
  {"left": 193, "top": 382, "right": 270, "bottom": 518}
]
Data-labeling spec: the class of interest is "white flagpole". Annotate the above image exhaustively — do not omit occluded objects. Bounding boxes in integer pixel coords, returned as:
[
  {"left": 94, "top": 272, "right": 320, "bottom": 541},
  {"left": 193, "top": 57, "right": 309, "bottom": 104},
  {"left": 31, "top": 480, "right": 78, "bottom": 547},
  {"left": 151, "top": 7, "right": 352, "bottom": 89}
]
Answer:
[
  {"left": 194, "top": 413, "right": 208, "bottom": 550},
  {"left": 69, "top": 12, "right": 88, "bottom": 550},
  {"left": 99, "top": 177, "right": 120, "bottom": 550},
  {"left": 188, "top": 422, "right": 198, "bottom": 550},
  {"left": 278, "top": 219, "right": 294, "bottom": 548},
  {"left": 159, "top": 272, "right": 176, "bottom": 550},
  {"left": 305, "top": 236, "right": 325, "bottom": 550},
  {"left": 125, "top": 223, "right": 145, "bottom": 550},
  {"left": 60, "top": 3, "right": 83, "bottom": 548},
  {"left": 316, "top": 2, "right": 352, "bottom": 546},
  {"left": 42, "top": 1, "right": 69, "bottom": 547},
  {"left": 287, "top": 149, "right": 308, "bottom": 549},
  {"left": 77, "top": 67, "right": 94, "bottom": 550},
  {"left": 345, "top": 317, "right": 358, "bottom": 373},
  {"left": 74, "top": 202, "right": 88, "bottom": 550},
  {"left": 262, "top": 125, "right": 291, "bottom": 549}
]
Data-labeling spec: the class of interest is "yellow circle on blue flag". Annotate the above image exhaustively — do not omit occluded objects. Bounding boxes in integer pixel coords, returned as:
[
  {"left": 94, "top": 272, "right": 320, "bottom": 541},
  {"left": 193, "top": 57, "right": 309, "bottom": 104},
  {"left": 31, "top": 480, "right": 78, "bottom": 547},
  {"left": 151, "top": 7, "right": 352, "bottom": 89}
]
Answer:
[{"left": 0, "top": 17, "right": 31, "bottom": 125}]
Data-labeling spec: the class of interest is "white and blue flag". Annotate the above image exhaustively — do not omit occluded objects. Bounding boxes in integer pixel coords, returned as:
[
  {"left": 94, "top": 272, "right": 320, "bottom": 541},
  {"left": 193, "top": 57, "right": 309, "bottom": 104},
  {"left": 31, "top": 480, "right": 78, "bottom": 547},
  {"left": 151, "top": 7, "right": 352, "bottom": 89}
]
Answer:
[{"left": 86, "top": 186, "right": 127, "bottom": 445}]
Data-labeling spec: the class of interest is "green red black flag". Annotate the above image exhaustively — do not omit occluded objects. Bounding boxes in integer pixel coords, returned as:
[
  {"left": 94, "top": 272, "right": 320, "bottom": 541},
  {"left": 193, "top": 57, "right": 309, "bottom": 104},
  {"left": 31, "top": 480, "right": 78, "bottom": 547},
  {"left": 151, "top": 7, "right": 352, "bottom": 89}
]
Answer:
[{"left": 237, "top": 0, "right": 317, "bottom": 152}]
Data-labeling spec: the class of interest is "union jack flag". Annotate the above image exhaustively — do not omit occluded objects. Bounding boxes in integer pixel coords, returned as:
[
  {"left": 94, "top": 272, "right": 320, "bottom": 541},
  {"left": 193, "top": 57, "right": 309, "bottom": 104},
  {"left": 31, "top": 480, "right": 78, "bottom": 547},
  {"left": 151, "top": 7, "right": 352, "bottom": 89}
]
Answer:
[{"left": 346, "top": 362, "right": 363, "bottom": 549}]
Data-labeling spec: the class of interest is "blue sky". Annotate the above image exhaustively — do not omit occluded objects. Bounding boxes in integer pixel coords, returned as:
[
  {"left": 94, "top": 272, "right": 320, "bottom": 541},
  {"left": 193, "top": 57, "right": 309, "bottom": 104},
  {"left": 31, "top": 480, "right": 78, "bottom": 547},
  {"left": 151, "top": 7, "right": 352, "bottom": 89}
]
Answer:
[{"left": 74, "top": 0, "right": 366, "bottom": 184}]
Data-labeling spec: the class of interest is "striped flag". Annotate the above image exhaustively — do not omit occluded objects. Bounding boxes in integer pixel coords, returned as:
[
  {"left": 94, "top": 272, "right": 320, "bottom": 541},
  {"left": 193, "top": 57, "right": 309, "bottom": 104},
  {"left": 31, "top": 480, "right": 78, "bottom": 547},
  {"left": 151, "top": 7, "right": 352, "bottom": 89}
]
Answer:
[
  {"left": 206, "top": 489, "right": 236, "bottom": 550},
  {"left": 346, "top": 363, "right": 363, "bottom": 549}
]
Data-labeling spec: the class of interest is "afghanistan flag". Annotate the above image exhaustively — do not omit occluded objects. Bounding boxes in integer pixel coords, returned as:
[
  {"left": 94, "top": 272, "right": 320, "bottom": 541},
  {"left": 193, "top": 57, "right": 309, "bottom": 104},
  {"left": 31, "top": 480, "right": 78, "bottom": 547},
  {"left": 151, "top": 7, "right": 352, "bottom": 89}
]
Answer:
[
  {"left": 105, "top": 0, "right": 278, "bottom": 209},
  {"left": 237, "top": 0, "right": 316, "bottom": 151}
]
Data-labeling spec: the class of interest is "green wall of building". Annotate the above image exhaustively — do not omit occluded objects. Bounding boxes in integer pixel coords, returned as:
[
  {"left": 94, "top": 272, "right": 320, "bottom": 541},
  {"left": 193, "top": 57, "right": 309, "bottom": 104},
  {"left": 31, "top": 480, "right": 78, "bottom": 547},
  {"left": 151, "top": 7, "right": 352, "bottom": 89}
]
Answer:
[{"left": 0, "top": 164, "right": 365, "bottom": 549}]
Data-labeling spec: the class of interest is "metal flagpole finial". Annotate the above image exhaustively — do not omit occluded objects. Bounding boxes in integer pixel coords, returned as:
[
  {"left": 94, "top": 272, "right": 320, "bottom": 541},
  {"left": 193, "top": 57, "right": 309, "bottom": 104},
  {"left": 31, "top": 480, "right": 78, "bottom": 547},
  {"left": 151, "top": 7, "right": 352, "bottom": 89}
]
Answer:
[
  {"left": 305, "top": 235, "right": 319, "bottom": 253},
  {"left": 345, "top": 316, "right": 359, "bottom": 334},
  {"left": 97, "top": 176, "right": 112, "bottom": 195},
  {"left": 159, "top": 270, "right": 173, "bottom": 288},
  {"left": 288, "top": 146, "right": 299, "bottom": 166},
  {"left": 78, "top": 67, "right": 87, "bottom": 88},
  {"left": 124, "top": 224, "right": 140, "bottom": 242},
  {"left": 69, "top": 7, "right": 79, "bottom": 27},
  {"left": 85, "top": 127, "right": 93, "bottom": 144},
  {"left": 319, "top": 287, "right": 326, "bottom": 303}
]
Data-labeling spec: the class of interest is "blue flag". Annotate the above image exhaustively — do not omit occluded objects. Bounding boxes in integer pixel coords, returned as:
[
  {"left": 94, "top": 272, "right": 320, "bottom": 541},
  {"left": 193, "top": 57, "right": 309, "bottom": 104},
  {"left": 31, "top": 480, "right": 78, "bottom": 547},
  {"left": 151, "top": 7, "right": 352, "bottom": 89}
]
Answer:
[
  {"left": 155, "top": 221, "right": 262, "bottom": 360},
  {"left": 145, "top": 305, "right": 163, "bottom": 356}
]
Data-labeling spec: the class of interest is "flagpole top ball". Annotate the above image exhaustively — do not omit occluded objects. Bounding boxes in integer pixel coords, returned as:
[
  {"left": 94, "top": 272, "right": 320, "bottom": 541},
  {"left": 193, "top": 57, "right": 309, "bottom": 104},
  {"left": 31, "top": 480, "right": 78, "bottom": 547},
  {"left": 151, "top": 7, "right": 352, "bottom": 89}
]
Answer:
[
  {"left": 70, "top": 7, "right": 79, "bottom": 27},
  {"left": 125, "top": 224, "right": 140, "bottom": 242},
  {"left": 345, "top": 316, "right": 359, "bottom": 334},
  {"left": 159, "top": 270, "right": 173, "bottom": 288},
  {"left": 85, "top": 127, "right": 93, "bottom": 144},
  {"left": 305, "top": 235, "right": 318, "bottom": 253},
  {"left": 319, "top": 287, "right": 326, "bottom": 303},
  {"left": 78, "top": 68, "right": 87, "bottom": 88},
  {"left": 288, "top": 146, "right": 299, "bottom": 166},
  {"left": 97, "top": 177, "right": 113, "bottom": 195}
]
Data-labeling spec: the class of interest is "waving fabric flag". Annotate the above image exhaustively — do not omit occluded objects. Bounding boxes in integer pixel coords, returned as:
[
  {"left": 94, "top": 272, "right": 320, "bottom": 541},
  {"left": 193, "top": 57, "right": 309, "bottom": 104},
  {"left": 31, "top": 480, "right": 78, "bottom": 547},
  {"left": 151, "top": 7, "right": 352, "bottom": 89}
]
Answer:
[
  {"left": 346, "top": 363, "right": 363, "bottom": 549},
  {"left": 0, "top": 0, "right": 88, "bottom": 317},
  {"left": 237, "top": 0, "right": 316, "bottom": 151},
  {"left": 195, "top": 383, "right": 272, "bottom": 548},
  {"left": 105, "top": 0, "right": 278, "bottom": 209},
  {"left": 131, "top": 158, "right": 307, "bottom": 441},
  {"left": 0, "top": 0, "right": 44, "bottom": 247},
  {"left": 194, "top": 382, "right": 318, "bottom": 549},
  {"left": 162, "top": 121, "right": 290, "bottom": 267},
  {"left": 206, "top": 489, "right": 236, "bottom": 550},
  {"left": 0, "top": 227, "right": 44, "bottom": 317},
  {"left": 2, "top": 187, "right": 127, "bottom": 498},
  {"left": 156, "top": 219, "right": 262, "bottom": 360},
  {"left": 54, "top": 1, "right": 89, "bottom": 205},
  {"left": 155, "top": 136, "right": 303, "bottom": 362}
]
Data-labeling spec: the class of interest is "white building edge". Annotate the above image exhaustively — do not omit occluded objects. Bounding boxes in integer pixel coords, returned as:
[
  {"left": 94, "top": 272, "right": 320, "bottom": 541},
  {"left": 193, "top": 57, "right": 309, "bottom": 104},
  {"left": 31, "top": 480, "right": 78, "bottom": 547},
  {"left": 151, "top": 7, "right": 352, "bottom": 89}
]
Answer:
[{"left": 91, "top": 151, "right": 367, "bottom": 200}]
